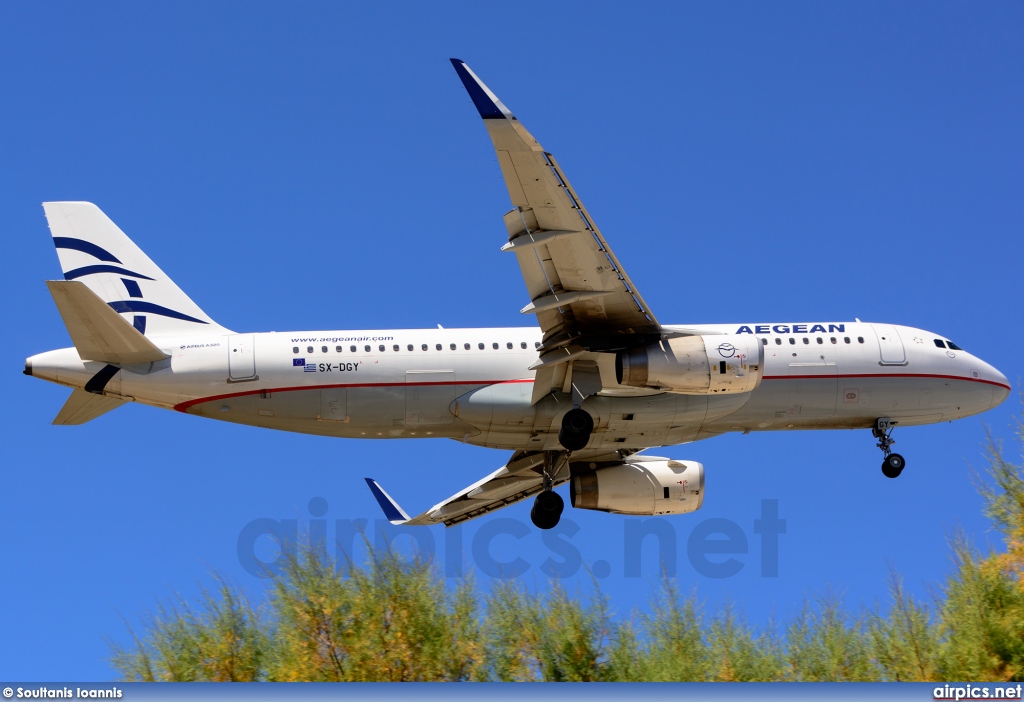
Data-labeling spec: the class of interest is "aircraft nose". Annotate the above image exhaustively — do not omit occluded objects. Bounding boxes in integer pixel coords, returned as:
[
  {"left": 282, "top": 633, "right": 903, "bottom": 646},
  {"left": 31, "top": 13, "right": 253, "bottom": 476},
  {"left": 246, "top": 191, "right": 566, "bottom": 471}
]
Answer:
[{"left": 990, "top": 364, "right": 1011, "bottom": 408}]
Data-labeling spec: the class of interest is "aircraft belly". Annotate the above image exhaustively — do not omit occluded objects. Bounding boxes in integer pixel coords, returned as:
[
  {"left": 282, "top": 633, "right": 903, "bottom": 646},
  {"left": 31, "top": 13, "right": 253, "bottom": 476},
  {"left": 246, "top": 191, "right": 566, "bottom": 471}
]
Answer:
[
  {"left": 704, "top": 374, "right": 995, "bottom": 434},
  {"left": 459, "top": 391, "right": 715, "bottom": 452},
  {"left": 594, "top": 393, "right": 710, "bottom": 448},
  {"left": 183, "top": 384, "right": 470, "bottom": 439}
]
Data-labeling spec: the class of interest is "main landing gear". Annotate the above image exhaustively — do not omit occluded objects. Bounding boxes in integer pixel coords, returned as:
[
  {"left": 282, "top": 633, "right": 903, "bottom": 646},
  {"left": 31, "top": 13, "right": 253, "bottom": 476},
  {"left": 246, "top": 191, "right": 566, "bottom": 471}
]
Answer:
[
  {"left": 873, "top": 417, "right": 906, "bottom": 479},
  {"left": 558, "top": 408, "right": 594, "bottom": 452},
  {"left": 531, "top": 451, "right": 567, "bottom": 530},
  {"left": 531, "top": 408, "right": 594, "bottom": 529}
]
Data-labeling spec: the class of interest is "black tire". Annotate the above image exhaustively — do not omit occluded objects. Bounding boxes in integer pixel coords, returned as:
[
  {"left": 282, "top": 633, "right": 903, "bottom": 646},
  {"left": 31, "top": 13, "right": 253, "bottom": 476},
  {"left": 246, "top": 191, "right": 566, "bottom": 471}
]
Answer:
[
  {"left": 558, "top": 408, "right": 594, "bottom": 452},
  {"left": 530, "top": 491, "right": 564, "bottom": 530},
  {"left": 881, "top": 453, "right": 905, "bottom": 479}
]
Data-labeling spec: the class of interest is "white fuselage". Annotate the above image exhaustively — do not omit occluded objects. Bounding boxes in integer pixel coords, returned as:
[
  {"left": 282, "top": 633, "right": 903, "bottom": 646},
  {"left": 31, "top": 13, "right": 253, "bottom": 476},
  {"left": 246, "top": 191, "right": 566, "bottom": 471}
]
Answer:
[{"left": 27, "top": 321, "right": 1009, "bottom": 452}]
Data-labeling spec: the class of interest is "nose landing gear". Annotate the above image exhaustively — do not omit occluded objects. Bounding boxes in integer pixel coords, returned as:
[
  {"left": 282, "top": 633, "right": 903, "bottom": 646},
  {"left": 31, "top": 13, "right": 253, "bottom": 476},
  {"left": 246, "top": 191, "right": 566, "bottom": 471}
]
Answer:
[{"left": 873, "top": 418, "right": 905, "bottom": 478}]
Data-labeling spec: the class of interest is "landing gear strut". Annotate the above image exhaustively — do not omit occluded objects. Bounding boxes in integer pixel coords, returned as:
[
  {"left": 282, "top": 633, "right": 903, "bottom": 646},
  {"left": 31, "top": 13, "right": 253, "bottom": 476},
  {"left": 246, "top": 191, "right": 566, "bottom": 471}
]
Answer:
[
  {"left": 530, "top": 451, "right": 566, "bottom": 530},
  {"left": 873, "top": 418, "right": 906, "bottom": 479}
]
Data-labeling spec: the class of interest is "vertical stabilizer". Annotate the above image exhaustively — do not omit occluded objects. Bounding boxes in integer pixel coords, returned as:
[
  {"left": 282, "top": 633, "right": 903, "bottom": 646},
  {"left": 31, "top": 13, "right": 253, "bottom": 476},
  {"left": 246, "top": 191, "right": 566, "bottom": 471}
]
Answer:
[{"left": 43, "top": 202, "right": 231, "bottom": 337}]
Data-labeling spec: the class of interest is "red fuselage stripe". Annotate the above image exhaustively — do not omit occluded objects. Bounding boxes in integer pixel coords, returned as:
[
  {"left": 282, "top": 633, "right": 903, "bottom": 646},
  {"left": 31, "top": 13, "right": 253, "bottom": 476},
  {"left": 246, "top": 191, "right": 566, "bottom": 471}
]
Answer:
[
  {"left": 174, "top": 378, "right": 533, "bottom": 412},
  {"left": 173, "top": 372, "right": 1006, "bottom": 413},
  {"left": 762, "top": 372, "right": 1010, "bottom": 390}
]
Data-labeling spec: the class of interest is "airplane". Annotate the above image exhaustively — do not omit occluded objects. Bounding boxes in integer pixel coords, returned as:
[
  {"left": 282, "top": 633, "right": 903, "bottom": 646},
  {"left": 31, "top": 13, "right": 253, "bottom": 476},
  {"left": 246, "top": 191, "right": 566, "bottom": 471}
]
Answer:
[{"left": 25, "top": 59, "right": 1010, "bottom": 531}]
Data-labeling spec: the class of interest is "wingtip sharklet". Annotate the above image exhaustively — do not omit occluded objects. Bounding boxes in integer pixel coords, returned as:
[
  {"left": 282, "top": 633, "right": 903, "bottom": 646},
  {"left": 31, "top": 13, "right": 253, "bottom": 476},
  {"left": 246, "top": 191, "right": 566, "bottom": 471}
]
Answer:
[
  {"left": 449, "top": 59, "right": 514, "bottom": 121},
  {"left": 364, "top": 478, "right": 411, "bottom": 525}
]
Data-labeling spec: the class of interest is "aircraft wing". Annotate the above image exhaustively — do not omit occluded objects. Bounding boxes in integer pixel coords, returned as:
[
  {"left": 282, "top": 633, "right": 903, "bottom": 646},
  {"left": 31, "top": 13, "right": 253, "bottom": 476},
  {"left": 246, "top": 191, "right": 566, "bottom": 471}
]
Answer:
[
  {"left": 451, "top": 60, "right": 662, "bottom": 365},
  {"left": 366, "top": 448, "right": 637, "bottom": 527}
]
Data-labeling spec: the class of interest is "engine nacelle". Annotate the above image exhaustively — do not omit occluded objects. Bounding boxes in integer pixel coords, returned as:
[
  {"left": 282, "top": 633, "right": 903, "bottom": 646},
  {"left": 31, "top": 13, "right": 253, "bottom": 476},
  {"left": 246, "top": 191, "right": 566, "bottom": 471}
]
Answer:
[
  {"left": 570, "top": 459, "right": 704, "bottom": 516},
  {"left": 615, "top": 334, "right": 763, "bottom": 394}
]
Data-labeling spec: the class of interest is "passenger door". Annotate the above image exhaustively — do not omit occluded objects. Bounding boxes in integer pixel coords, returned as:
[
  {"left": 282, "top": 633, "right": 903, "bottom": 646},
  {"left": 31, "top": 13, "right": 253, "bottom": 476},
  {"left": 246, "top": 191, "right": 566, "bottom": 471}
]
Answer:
[{"left": 871, "top": 324, "right": 906, "bottom": 365}]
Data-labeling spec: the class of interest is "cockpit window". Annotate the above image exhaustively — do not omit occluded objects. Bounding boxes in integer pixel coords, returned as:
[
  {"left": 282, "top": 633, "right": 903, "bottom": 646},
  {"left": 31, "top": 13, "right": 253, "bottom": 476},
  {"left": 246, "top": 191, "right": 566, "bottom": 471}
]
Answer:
[
  {"left": 946, "top": 340, "right": 963, "bottom": 351},
  {"left": 934, "top": 339, "right": 946, "bottom": 349}
]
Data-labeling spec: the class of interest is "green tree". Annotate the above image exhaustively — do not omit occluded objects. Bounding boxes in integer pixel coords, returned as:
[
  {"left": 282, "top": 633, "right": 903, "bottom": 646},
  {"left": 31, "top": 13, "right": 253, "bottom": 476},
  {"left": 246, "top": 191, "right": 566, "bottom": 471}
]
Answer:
[
  {"left": 110, "top": 409, "right": 1024, "bottom": 683},
  {"left": 110, "top": 577, "right": 264, "bottom": 681}
]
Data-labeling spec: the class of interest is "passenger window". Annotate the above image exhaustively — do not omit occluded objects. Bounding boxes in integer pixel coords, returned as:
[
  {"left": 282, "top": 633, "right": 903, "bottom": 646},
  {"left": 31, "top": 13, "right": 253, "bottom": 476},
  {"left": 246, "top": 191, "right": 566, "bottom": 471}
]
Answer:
[
  {"left": 492, "top": 342, "right": 499, "bottom": 349},
  {"left": 478, "top": 342, "right": 485, "bottom": 350},
  {"left": 379, "top": 345, "right": 385, "bottom": 352},
  {"left": 506, "top": 342, "right": 513, "bottom": 349},
  {"left": 934, "top": 339, "right": 946, "bottom": 348},
  {"left": 830, "top": 337, "right": 837, "bottom": 344},
  {"left": 947, "top": 340, "right": 963, "bottom": 351},
  {"left": 450, "top": 343, "right": 456, "bottom": 350},
  {"left": 336, "top": 345, "right": 343, "bottom": 353},
  {"left": 421, "top": 344, "right": 428, "bottom": 351},
  {"left": 775, "top": 338, "right": 782, "bottom": 345},
  {"left": 789, "top": 338, "right": 796, "bottom": 345},
  {"left": 521, "top": 342, "right": 527, "bottom": 349},
  {"left": 534, "top": 341, "right": 541, "bottom": 349},
  {"left": 322, "top": 346, "right": 328, "bottom": 353},
  {"left": 307, "top": 346, "right": 314, "bottom": 353},
  {"left": 803, "top": 338, "right": 810, "bottom": 345},
  {"left": 292, "top": 346, "right": 299, "bottom": 354},
  {"left": 393, "top": 344, "right": 399, "bottom": 352},
  {"left": 436, "top": 344, "right": 442, "bottom": 351},
  {"left": 761, "top": 338, "right": 768, "bottom": 345},
  {"left": 816, "top": 337, "right": 823, "bottom": 344},
  {"left": 857, "top": 337, "right": 864, "bottom": 344},
  {"left": 464, "top": 343, "right": 470, "bottom": 350},
  {"left": 844, "top": 337, "right": 850, "bottom": 344},
  {"left": 364, "top": 345, "right": 371, "bottom": 352},
  {"left": 350, "top": 345, "right": 357, "bottom": 353},
  {"left": 407, "top": 344, "right": 414, "bottom": 352}
]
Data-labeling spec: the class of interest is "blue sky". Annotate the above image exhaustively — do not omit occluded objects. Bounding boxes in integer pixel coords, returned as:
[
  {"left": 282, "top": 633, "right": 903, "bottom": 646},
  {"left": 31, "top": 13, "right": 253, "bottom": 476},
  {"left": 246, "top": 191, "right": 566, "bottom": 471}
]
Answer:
[{"left": 2, "top": 2, "right": 1022, "bottom": 681}]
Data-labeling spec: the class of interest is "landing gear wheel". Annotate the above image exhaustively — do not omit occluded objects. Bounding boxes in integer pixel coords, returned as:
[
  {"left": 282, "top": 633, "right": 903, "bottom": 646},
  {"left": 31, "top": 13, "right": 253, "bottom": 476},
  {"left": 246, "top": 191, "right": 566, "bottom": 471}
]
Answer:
[
  {"left": 530, "top": 490, "right": 564, "bottom": 530},
  {"left": 881, "top": 453, "right": 905, "bottom": 479},
  {"left": 558, "top": 408, "right": 594, "bottom": 452},
  {"left": 873, "top": 418, "right": 905, "bottom": 479}
]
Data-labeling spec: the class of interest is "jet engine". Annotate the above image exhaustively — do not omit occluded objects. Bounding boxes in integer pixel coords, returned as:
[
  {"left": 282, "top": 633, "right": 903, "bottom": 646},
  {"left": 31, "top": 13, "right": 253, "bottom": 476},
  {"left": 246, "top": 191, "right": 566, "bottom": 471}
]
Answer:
[
  {"left": 570, "top": 459, "right": 704, "bottom": 516},
  {"left": 615, "top": 334, "right": 763, "bottom": 394}
]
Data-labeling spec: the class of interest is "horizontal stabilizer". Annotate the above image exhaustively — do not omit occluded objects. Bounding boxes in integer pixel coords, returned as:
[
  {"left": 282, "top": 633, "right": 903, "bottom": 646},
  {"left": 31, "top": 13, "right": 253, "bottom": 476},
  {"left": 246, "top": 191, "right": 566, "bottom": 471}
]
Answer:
[
  {"left": 53, "top": 389, "right": 125, "bottom": 425},
  {"left": 47, "top": 280, "right": 170, "bottom": 364}
]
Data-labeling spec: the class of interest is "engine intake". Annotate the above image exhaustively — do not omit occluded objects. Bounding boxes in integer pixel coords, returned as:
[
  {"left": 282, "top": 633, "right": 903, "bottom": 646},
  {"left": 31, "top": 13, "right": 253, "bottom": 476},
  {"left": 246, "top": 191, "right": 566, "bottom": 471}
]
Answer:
[
  {"left": 615, "top": 334, "right": 763, "bottom": 394},
  {"left": 571, "top": 459, "right": 704, "bottom": 516}
]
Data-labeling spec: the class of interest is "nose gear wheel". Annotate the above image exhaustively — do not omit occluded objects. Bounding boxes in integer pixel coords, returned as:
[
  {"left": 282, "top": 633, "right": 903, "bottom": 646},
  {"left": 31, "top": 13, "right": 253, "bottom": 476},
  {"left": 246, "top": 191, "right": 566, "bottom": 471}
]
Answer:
[{"left": 873, "top": 418, "right": 906, "bottom": 478}]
